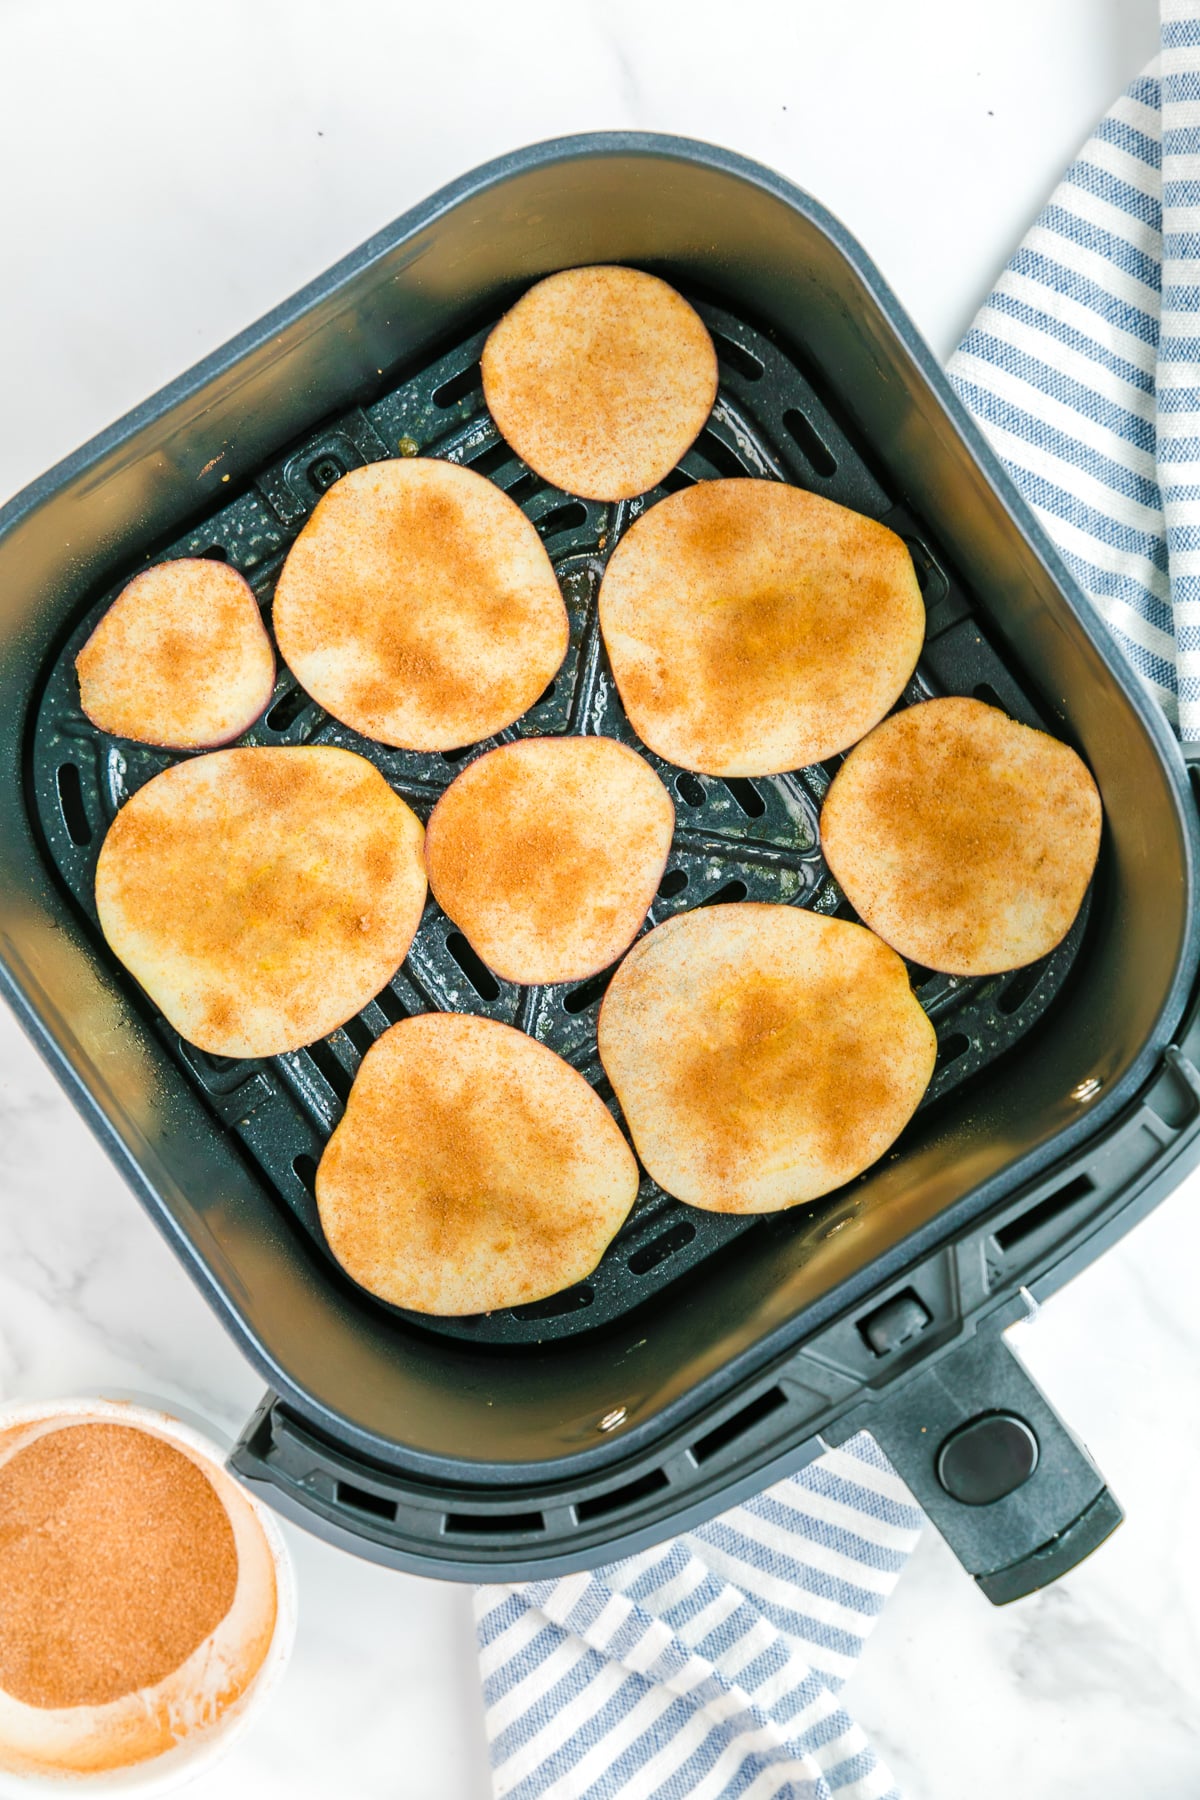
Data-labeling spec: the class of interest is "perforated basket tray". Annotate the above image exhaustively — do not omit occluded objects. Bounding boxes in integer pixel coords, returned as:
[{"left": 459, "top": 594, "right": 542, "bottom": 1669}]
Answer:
[{"left": 31, "top": 295, "right": 1088, "bottom": 1346}]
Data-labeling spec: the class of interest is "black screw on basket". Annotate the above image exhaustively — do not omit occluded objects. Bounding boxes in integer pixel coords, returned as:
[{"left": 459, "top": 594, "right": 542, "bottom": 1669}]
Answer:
[{"left": 30, "top": 296, "right": 1090, "bottom": 1349}]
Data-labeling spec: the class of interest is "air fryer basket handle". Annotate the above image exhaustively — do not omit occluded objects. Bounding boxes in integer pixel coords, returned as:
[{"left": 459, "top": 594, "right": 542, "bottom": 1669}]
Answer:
[{"left": 823, "top": 1325, "right": 1121, "bottom": 1603}]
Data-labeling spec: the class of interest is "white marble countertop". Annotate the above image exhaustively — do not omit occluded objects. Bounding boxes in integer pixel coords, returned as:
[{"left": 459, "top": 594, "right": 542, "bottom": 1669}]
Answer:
[{"left": 0, "top": 2, "right": 1189, "bottom": 1795}]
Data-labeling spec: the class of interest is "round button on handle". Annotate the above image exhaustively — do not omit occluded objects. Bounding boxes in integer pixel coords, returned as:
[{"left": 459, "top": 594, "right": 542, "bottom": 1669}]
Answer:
[{"left": 936, "top": 1413, "right": 1039, "bottom": 1506}]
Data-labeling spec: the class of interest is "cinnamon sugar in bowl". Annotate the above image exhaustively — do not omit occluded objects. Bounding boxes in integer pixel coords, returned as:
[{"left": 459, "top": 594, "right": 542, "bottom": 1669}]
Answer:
[{"left": 0, "top": 1399, "right": 295, "bottom": 1793}]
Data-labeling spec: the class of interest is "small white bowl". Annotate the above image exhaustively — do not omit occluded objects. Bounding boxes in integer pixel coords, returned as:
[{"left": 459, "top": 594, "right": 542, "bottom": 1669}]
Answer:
[{"left": 0, "top": 1396, "right": 296, "bottom": 1796}]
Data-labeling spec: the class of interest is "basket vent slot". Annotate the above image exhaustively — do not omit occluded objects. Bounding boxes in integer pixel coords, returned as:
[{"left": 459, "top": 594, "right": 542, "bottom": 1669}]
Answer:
[
  {"left": 537, "top": 501, "right": 588, "bottom": 538},
  {"left": 628, "top": 1220, "right": 696, "bottom": 1275},
  {"left": 342, "top": 1015, "right": 375, "bottom": 1057},
  {"left": 676, "top": 773, "right": 706, "bottom": 807},
  {"left": 446, "top": 932, "right": 501, "bottom": 1001},
  {"left": 506, "top": 472, "right": 537, "bottom": 504},
  {"left": 433, "top": 364, "right": 481, "bottom": 409},
  {"left": 374, "top": 985, "right": 409, "bottom": 1026},
  {"left": 444, "top": 1508, "right": 545, "bottom": 1536},
  {"left": 783, "top": 407, "right": 837, "bottom": 478},
  {"left": 700, "top": 879, "right": 748, "bottom": 908},
  {"left": 467, "top": 440, "right": 515, "bottom": 479},
  {"left": 576, "top": 1466, "right": 669, "bottom": 1522},
  {"left": 56, "top": 763, "right": 92, "bottom": 846},
  {"left": 693, "top": 1387, "right": 789, "bottom": 1464},
  {"left": 658, "top": 868, "right": 689, "bottom": 899},
  {"left": 266, "top": 686, "right": 312, "bottom": 732},
  {"left": 563, "top": 966, "right": 617, "bottom": 1015},
  {"left": 512, "top": 1284, "right": 594, "bottom": 1320},
  {"left": 337, "top": 1480, "right": 397, "bottom": 1522},
  {"left": 712, "top": 331, "right": 764, "bottom": 381},
  {"left": 292, "top": 1153, "right": 318, "bottom": 1194},
  {"left": 724, "top": 778, "right": 766, "bottom": 818},
  {"left": 307, "top": 1040, "right": 353, "bottom": 1104},
  {"left": 697, "top": 429, "right": 747, "bottom": 479},
  {"left": 997, "top": 964, "right": 1044, "bottom": 1015},
  {"left": 994, "top": 1174, "right": 1095, "bottom": 1254}
]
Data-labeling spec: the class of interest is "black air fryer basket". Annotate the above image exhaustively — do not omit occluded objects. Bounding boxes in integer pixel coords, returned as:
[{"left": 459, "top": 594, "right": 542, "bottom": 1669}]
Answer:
[{"left": 3, "top": 135, "right": 1199, "bottom": 1605}]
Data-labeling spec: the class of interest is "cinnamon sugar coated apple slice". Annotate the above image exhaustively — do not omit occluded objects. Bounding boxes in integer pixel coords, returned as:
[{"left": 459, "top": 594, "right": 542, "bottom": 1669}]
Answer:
[
  {"left": 95, "top": 747, "right": 427, "bottom": 1058},
  {"left": 597, "top": 903, "right": 936, "bottom": 1213},
  {"left": 271, "top": 459, "right": 569, "bottom": 750},
  {"left": 316, "top": 1014, "right": 640, "bottom": 1315},
  {"left": 425, "top": 736, "right": 675, "bottom": 985},
  {"left": 820, "top": 696, "right": 1102, "bottom": 976},
  {"left": 598, "top": 479, "right": 925, "bottom": 775},
  {"left": 75, "top": 559, "right": 275, "bottom": 749},
  {"left": 481, "top": 266, "right": 719, "bottom": 501}
]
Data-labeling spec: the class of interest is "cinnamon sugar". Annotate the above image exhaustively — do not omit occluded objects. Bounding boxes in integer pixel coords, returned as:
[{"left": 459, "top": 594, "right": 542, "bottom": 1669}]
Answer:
[{"left": 0, "top": 1422, "right": 238, "bottom": 1710}]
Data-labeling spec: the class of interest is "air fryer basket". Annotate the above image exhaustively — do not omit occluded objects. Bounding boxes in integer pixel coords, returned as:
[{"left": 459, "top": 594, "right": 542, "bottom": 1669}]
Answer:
[
  {"left": 31, "top": 298, "right": 1091, "bottom": 1349},
  {"left": 1, "top": 135, "right": 1198, "bottom": 1603}
]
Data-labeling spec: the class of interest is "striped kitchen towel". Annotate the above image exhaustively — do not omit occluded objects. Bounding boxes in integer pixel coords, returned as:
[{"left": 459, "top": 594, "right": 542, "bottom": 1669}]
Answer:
[
  {"left": 475, "top": 1434, "right": 923, "bottom": 1800},
  {"left": 475, "top": 9, "right": 1198, "bottom": 1796},
  {"left": 948, "top": 0, "right": 1199, "bottom": 740}
]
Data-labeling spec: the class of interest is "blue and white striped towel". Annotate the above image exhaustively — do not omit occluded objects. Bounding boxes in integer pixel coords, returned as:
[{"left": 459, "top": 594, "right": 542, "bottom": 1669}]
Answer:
[
  {"left": 475, "top": 8, "right": 1197, "bottom": 1793},
  {"left": 949, "top": 2, "right": 1198, "bottom": 739},
  {"left": 475, "top": 1436, "right": 923, "bottom": 1800}
]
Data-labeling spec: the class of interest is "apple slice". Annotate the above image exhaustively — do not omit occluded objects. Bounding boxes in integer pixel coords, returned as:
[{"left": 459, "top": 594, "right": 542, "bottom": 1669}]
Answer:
[
  {"left": 481, "top": 266, "right": 718, "bottom": 501},
  {"left": 425, "top": 735, "right": 674, "bottom": 986},
  {"left": 598, "top": 479, "right": 925, "bottom": 776},
  {"left": 95, "top": 746, "right": 427, "bottom": 1059},
  {"left": 272, "top": 458, "right": 568, "bottom": 752},
  {"left": 76, "top": 558, "right": 275, "bottom": 749},
  {"left": 316, "top": 1013, "right": 639, "bottom": 1315},
  {"left": 820, "top": 696, "right": 1102, "bottom": 975},
  {"left": 598, "top": 902, "right": 936, "bottom": 1214}
]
